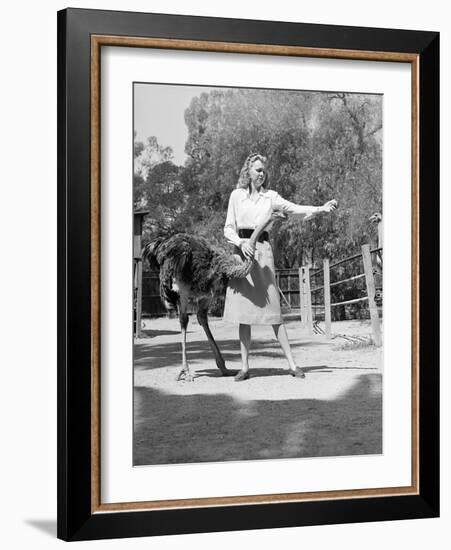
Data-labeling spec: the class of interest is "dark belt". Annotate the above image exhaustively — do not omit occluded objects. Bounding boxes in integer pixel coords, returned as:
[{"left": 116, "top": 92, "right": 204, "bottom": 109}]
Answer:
[{"left": 238, "top": 228, "right": 269, "bottom": 242}]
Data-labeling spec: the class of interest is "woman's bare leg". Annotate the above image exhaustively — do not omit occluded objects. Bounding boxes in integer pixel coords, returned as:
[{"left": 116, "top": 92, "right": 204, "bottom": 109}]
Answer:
[
  {"left": 272, "top": 324, "right": 305, "bottom": 377},
  {"left": 272, "top": 324, "right": 296, "bottom": 369},
  {"left": 236, "top": 324, "right": 251, "bottom": 380}
]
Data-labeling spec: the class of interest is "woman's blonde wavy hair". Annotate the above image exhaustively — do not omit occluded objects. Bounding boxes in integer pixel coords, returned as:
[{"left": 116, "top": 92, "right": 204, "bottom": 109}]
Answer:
[{"left": 236, "top": 153, "right": 269, "bottom": 190}]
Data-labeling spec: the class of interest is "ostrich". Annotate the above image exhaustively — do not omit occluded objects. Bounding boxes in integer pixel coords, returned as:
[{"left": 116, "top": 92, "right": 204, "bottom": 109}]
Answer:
[{"left": 144, "top": 208, "right": 278, "bottom": 381}]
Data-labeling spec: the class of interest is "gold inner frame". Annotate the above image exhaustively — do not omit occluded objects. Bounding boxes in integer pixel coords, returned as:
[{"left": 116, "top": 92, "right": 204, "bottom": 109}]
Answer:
[{"left": 90, "top": 35, "right": 420, "bottom": 514}]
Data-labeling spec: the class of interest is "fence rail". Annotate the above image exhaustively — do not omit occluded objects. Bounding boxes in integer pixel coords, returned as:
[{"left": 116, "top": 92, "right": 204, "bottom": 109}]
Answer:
[{"left": 311, "top": 273, "right": 366, "bottom": 293}]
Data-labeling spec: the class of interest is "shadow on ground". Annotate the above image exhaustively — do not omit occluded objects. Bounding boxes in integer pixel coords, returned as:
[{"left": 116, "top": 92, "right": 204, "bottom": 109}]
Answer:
[
  {"left": 194, "top": 365, "right": 332, "bottom": 378},
  {"left": 134, "top": 338, "right": 328, "bottom": 371},
  {"left": 134, "top": 373, "right": 382, "bottom": 465},
  {"left": 139, "top": 328, "right": 189, "bottom": 338}
]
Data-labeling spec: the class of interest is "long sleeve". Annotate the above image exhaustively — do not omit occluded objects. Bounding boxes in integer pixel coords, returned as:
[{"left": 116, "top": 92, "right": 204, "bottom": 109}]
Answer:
[
  {"left": 271, "top": 191, "right": 320, "bottom": 218},
  {"left": 224, "top": 191, "right": 243, "bottom": 247}
]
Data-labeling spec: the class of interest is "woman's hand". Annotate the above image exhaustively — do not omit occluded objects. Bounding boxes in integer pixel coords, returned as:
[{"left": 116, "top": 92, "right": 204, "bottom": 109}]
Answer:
[
  {"left": 240, "top": 241, "right": 255, "bottom": 260},
  {"left": 321, "top": 199, "right": 338, "bottom": 213},
  {"left": 304, "top": 199, "right": 337, "bottom": 221}
]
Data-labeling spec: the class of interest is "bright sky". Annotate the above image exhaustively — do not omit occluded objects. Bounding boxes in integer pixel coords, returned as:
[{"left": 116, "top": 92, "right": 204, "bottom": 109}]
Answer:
[
  {"left": 134, "top": 83, "right": 219, "bottom": 166},
  {"left": 134, "top": 83, "right": 382, "bottom": 167}
]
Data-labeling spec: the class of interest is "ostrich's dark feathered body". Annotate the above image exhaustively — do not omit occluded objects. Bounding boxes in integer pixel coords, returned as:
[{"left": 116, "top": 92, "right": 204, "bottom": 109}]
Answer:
[
  {"left": 144, "top": 233, "right": 252, "bottom": 311},
  {"left": 143, "top": 233, "right": 250, "bottom": 380}
]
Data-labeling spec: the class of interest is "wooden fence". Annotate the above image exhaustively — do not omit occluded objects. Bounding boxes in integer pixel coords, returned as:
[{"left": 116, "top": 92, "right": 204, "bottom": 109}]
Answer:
[
  {"left": 306, "top": 244, "right": 383, "bottom": 345},
  {"left": 142, "top": 271, "right": 167, "bottom": 317}
]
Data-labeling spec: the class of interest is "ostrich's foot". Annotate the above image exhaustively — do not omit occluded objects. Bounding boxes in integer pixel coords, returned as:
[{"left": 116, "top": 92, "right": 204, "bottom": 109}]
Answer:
[
  {"left": 287, "top": 367, "right": 306, "bottom": 379},
  {"left": 217, "top": 365, "right": 238, "bottom": 377},
  {"left": 176, "top": 366, "right": 194, "bottom": 382},
  {"left": 234, "top": 370, "right": 250, "bottom": 382}
]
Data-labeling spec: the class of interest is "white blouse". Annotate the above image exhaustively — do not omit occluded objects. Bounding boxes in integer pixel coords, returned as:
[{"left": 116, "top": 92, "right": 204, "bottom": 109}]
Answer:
[{"left": 224, "top": 187, "right": 319, "bottom": 247}]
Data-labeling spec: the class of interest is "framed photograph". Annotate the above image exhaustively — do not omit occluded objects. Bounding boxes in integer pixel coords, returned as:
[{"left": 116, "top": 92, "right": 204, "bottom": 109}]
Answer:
[{"left": 57, "top": 8, "right": 439, "bottom": 541}]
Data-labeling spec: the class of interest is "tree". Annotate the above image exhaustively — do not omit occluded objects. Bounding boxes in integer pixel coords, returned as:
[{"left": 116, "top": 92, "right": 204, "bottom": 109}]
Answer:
[
  {"left": 134, "top": 134, "right": 186, "bottom": 238},
  {"left": 134, "top": 135, "right": 176, "bottom": 208},
  {"left": 138, "top": 89, "right": 382, "bottom": 269}
]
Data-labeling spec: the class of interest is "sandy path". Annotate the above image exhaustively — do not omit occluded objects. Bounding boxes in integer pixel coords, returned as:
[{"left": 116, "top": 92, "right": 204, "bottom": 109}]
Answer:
[{"left": 134, "top": 317, "right": 382, "bottom": 465}]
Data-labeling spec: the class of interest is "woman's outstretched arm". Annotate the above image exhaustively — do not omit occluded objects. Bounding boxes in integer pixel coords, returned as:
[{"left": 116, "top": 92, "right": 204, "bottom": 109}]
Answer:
[{"left": 271, "top": 192, "right": 337, "bottom": 219}]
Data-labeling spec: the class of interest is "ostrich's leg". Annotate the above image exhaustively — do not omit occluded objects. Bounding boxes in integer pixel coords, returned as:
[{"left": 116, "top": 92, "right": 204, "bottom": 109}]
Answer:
[
  {"left": 176, "top": 299, "right": 194, "bottom": 382},
  {"left": 197, "top": 299, "right": 237, "bottom": 377}
]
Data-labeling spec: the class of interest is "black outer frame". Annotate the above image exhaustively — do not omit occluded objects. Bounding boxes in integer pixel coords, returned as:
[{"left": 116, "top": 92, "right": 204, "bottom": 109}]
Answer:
[{"left": 57, "top": 8, "right": 439, "bottom": 542}]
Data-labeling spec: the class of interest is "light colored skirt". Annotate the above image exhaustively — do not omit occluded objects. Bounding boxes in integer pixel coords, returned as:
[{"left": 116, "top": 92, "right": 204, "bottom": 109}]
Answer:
[{"left": 223, "top": 240, "right": 282, "bottom": 325}]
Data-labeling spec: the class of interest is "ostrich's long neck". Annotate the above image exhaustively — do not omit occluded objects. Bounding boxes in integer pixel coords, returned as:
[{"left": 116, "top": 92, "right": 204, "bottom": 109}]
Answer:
[{"left": 248, "top": 208, "right": 274, "bottom": 247}]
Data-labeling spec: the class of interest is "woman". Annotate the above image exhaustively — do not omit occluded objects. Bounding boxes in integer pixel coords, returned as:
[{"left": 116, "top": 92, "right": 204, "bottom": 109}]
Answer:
[{"left": 223, "top": 153, "right": 337, "bottom": 381}]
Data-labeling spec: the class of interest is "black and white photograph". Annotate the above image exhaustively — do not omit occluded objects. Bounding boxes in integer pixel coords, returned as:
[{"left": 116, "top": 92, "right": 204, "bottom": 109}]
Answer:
[{"left": 133, "top": 83, "right": 384, "bottom": 466}]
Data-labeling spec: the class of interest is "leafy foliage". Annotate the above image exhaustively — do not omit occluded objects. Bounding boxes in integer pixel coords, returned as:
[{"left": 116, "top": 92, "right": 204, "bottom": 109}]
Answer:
[{"left": 135, "top": 89, "right": 382, "bottom": 269}]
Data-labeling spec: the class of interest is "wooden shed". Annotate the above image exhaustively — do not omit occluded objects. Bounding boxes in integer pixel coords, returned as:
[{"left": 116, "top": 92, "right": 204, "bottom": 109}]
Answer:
[{"left": 133, "top": 210, "right": 149, "bottom": 337}]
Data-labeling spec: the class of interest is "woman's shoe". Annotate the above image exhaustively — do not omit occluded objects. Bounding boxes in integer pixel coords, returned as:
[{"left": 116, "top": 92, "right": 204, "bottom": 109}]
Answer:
[
  {"left": 288, "top": 367, "right": 306, "bottom": 378},
  {"left": 234, "top": 370, "right": 250, "bottom": 382}
]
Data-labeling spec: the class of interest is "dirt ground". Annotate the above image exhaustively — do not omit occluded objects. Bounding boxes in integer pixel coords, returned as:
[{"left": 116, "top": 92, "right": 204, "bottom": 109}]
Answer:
[{"left": 133, "top": 316, "right": 382, "bottom": 466}]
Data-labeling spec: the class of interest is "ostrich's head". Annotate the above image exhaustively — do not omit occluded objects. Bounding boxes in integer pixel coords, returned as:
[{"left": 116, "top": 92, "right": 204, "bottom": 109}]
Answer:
[{"left": 369, "top": 212, "right": 382, "bottom": 224}]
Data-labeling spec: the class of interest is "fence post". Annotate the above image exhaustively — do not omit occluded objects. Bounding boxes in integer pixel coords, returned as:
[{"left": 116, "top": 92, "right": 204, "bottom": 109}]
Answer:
[
  {"left": 288, "top": 273, "right": 291, "bottom": 308},
  {"left": 323, "top": 258, "right": 332, "bottom": 339},
  {"left": 135, "top": 259, "right": 143, "bottom": 338},
  {"left": 300, "top": 265, "right": 313, "bottom": 335},
  {"left": 299, "top": 268, "right": 305, "bottom": 328},
  {"left": 305, "top": 266, "right": 313, "bottom": 335},
  {"left": 361, "top": 244, "right": 382, "bottom": 347}
]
